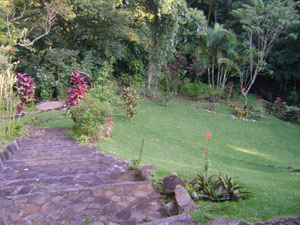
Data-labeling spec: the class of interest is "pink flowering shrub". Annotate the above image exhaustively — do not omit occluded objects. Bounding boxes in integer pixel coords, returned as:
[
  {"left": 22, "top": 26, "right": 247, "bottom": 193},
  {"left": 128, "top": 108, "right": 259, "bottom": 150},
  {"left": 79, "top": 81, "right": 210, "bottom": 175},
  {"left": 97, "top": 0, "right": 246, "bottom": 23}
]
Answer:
[{"left": 66, "top": 72, "right": 89, "bottom": 109}]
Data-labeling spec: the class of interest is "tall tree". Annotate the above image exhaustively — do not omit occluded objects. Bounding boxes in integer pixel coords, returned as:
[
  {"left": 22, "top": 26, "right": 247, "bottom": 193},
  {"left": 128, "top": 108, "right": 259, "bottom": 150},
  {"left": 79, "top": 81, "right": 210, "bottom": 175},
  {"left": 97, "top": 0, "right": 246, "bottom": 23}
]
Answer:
[
  {"left": 2, "top": 0, "right": 73, "bottom": 48},
  {"left": 232, "top": 0, "right": 299, "bottom": 106},
  {"left": 131, "top": 0, "right": 188, "bottom": 93}
]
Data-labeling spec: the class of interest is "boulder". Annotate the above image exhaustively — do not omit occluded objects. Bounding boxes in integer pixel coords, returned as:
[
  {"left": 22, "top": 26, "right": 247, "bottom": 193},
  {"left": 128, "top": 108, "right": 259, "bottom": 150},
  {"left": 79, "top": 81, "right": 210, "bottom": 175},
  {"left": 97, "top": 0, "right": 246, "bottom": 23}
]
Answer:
[
  {"left": 163, "top": 176, "right": 186, "bottom": 195},
  {"left": 174, "top": 185, "right": 198, "bottom": 214},
  {"left": 139, "top": 165, "right": 157, "bottom": 180}
]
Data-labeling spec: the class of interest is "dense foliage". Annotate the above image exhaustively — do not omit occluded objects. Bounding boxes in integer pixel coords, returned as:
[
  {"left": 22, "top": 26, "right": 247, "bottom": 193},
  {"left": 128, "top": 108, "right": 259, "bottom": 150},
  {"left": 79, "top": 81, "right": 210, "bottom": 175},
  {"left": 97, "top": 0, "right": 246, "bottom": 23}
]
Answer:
[{"left": 0, "top": 0, "right": 299, "bottom": 112}]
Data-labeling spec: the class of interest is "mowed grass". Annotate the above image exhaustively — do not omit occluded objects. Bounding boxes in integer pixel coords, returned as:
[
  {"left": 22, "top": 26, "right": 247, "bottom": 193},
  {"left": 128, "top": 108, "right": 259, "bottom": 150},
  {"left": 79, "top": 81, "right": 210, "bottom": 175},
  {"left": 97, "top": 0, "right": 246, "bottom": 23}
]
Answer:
[{"left": 101, "top": 98, "right": 300, "bottom": 224}]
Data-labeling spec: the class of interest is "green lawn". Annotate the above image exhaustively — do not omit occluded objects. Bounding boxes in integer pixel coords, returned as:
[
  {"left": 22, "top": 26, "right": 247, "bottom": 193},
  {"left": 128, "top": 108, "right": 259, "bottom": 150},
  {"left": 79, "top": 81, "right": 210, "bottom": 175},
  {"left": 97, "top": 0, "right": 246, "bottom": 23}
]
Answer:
[
  {"left": 15, "top": 99, "right": 300, "bottom": 224},
  {"left": 100, "top": 98, "right": 300, "bottom": 224}
]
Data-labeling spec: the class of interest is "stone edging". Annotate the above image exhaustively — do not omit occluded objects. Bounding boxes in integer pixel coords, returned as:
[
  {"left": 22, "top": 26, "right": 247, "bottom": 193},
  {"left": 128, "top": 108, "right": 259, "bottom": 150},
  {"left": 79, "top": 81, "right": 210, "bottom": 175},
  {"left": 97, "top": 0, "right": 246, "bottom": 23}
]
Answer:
[{"left": 0, "top": 137, "right": 23, "bottom": 171}]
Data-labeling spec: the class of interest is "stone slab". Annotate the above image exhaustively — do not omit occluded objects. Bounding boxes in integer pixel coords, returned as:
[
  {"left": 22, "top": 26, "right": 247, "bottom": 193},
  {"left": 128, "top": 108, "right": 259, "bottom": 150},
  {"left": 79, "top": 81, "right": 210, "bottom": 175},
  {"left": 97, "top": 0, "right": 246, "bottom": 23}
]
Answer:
[{"left": 143, "top": 214, "right": 194, "bottom": 225}]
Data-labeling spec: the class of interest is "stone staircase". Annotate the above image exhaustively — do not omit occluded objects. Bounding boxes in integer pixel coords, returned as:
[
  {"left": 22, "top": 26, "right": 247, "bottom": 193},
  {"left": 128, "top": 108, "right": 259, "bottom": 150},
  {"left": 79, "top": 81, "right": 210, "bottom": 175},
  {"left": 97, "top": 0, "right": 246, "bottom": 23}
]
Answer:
[{"left": 0, "top": 128, "right": 191, "bottom": 225}]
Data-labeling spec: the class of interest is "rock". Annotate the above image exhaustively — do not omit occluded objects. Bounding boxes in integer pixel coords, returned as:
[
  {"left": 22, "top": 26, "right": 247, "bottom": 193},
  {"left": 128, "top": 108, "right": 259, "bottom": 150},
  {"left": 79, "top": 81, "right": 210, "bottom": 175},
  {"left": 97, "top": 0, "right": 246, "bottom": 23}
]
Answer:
[
  {"left": 103, "top": 203, "right": 117, "bottom": 217},
  {"left": 7, "top": 143, "right": 18, "bottom": 154},
  {"left": 0, "top": 199, "right": 13, "bottom": 209},
  {"left": 207, "top": 218, "right": 248, "bottom": 225},
  {"left": 116, "top": 209, "right": 131, "bottom": 220},
  {"left": 174, "top": 185, "right": 198, "bottom": 214},
  {"left": 29, "top": 193, "right": 48, "bottom": 205},
  {"left": 21, "top": 204, "right": 40, "bottom": 215},
  {"left": 3, "top": 151, "right": 9, "bottom": 160},
  {"left": 163, "top": 176, "right": 186, "bottom": 195},
  {"left": 166, "top": 202, "right": 175, "bottom": 215},
  {"left": 73, "top": 215, "right": 84, "bottom": 224},
  {"left": 10, "top": 213, "right": 21, "bottom": 222},
  {"left": 139, "top": 165, "right": 157, "bottom": 180}
]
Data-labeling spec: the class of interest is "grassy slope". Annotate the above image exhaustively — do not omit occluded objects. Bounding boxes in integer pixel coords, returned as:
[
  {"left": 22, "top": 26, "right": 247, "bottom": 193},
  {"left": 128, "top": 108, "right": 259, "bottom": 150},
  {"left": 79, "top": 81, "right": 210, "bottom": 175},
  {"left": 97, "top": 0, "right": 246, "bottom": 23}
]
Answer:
[{"left": 101, "top": 99, "right": 300, "bottom": 224}]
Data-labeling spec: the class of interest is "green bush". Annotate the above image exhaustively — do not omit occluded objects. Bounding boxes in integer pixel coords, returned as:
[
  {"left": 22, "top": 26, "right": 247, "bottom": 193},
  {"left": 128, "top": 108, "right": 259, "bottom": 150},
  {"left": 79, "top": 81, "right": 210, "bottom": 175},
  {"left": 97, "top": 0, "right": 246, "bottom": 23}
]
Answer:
[
  {"left": 248, "top": 103, "right": 267, "bottom": 119},
  {"left": 181, "top": 82, "right": 209, "bottom": 100},
  {"left": 123, "top": 87, "right": 139, "bottom": 121},
  {"left": 91, "top": 83, "right": 121, "bottom": 106},
  {"left": 35, "top": 69, "right": 56, "bottom": 101},
  {"left": 70, "top": 91, "right": 112, "bottom": 141},
  {"left": 283, "top": 106, "right": 300, "bottom": 123}
]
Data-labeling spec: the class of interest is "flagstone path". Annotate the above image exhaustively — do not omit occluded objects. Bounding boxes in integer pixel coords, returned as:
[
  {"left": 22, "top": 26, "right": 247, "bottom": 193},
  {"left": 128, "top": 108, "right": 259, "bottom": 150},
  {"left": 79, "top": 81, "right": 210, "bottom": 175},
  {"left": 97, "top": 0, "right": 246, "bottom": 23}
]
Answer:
[{"left": 0, "top": 128, "right": 194, "bottom": 225}]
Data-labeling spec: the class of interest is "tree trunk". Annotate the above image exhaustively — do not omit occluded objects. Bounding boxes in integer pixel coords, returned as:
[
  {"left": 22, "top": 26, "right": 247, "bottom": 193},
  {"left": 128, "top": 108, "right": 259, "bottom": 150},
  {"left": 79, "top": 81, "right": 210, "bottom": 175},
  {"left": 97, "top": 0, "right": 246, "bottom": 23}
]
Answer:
[
  {"left": 241, "top": 90, "right": 248, "bottom": 108},
  {"left": 147, "top": 42, "right": 158, "bottom": 95}
]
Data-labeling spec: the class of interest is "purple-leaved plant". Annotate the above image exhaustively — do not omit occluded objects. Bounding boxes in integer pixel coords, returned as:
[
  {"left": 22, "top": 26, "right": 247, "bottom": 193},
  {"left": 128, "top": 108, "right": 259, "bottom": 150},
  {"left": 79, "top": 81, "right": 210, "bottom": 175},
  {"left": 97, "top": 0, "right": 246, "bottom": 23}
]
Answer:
[{"left": 66, "top": 72, "right": 89, "bottom": 109}]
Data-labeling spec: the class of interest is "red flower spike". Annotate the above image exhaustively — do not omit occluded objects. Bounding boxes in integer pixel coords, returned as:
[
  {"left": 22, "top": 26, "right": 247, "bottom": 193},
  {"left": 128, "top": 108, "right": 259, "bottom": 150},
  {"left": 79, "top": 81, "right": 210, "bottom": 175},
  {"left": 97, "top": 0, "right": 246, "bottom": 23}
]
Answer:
[
  {"left": 204, "top": 151, "right": 208, "bottom": 154},
  {"left": 205, "top": 131, "right": 212, "bottom": 140},
  {"left": 108, "top": 121, "right": 115, "bottom": 127}
]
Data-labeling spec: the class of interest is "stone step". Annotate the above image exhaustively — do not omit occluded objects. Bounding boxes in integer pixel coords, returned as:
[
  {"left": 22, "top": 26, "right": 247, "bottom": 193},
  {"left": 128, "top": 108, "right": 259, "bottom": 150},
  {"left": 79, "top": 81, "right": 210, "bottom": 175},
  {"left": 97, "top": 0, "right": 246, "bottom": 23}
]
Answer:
[
  {"left": 0, "top": 162, "right": 127, "bottom": 181},
  {"left": 11, "top": 147, "right": 98, "bottom": 160},
  {"left": 19, "top": 142, "right": 80, "bottom": 151},
  {"left": 0, "top": 181, "right": 167, "bottom": 225},
  {"left": 1, "top": 156, "right": 126, "bottom": 173},
  {"left": 27, "top": 127, "right": 69, "bottom": 137},
  {"left": 5, "top": 152, "right": 104, "bottom": 166},
  {"left": 23, "top": 134, "right": 70, "bottom": 140},
  {"left": 143, "top": 214, "right": 194, "bottom": 225},
  {"left": 14, "top": 145, "right": 97, "bottom": 154},
  {"left": 0, "top": 171, "right": 140, "bottom": 197}
]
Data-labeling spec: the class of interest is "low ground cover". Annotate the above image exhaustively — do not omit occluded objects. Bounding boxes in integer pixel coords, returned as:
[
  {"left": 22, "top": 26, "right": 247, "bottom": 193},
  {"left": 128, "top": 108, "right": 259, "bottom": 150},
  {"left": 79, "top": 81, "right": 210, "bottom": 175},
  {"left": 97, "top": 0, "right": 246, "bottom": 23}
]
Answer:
[{"left": 99, "top": 98, "right": 300, "bottom": 224}]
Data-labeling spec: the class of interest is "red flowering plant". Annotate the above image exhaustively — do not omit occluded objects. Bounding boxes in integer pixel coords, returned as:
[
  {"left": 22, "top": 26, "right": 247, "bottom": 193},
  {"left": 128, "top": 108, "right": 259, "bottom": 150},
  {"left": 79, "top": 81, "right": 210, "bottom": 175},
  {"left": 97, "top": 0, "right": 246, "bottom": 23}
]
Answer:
[
  {"left": 204, "top": 131, "right": 212, "bottom": 177},
  {"left": 189, "top": 131, "right": 249, "bottom": 202},
  {"left": 16, "top": 73, "right": 36, "bottom": 118},
  {"left": 66, "top": 71, "right": 89, "bottom": 109},
  {"left": 105, "top": 120, "right": 115, "bottom": 138}
]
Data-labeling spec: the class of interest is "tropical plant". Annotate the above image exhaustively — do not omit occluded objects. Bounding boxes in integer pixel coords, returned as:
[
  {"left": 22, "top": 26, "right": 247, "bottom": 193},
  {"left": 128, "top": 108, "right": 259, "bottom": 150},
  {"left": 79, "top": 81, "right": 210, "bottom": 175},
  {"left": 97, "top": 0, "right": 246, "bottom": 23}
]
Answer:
[
  {"left": 189, "top": 131, "right": 248, "bottom": 202},
  {"left": 283, "top": 106, "right": 300, "bottom": 123},
  {"left": 123, "top": 87, "right": 139, "bottom": 121},
  {"left": 196, "top": 23, "right": 238, "bottom": 102},
  {"left": 191, "top": 171, "right": 248, "bottom": 202},
  {"left": 66, "top": 72, "right": 89, "bottom": 109},
  {"left": 266, "top": 97, "right": 287, "bottom": 118},
  {"left": 181, "top": 82, "right": 209, "bottom": 100},
  {"left": 16, "top": 73, "right": 36, "bottom": 119},
  {"left": 71, "top": 91, "right": 112, "bottom": 141},
  {"left": 248, "top": 103, "right": 267, "bottom": 120}
]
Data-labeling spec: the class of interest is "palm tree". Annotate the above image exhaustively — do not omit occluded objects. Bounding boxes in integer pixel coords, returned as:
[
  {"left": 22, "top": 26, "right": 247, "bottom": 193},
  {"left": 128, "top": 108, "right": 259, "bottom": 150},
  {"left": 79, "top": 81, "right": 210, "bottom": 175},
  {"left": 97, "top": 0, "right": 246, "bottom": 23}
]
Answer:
[{"left": 196, "top": 23, "right": 237, "bottom": 102}]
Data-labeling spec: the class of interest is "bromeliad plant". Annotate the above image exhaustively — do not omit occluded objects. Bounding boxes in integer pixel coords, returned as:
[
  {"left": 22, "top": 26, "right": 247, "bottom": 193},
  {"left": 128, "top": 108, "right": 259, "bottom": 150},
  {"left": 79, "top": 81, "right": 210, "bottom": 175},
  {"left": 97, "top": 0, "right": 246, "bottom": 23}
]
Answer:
[{"left": 190, "top": 131, "right": 249, "bottom": 202}]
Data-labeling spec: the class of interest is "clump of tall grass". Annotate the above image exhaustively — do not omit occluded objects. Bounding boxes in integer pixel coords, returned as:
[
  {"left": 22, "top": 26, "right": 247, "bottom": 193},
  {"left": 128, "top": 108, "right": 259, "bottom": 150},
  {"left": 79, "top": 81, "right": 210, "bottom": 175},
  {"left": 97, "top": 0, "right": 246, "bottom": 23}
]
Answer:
[{"left": 0, "top": 66, "right": 19, "bottom": 148}]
